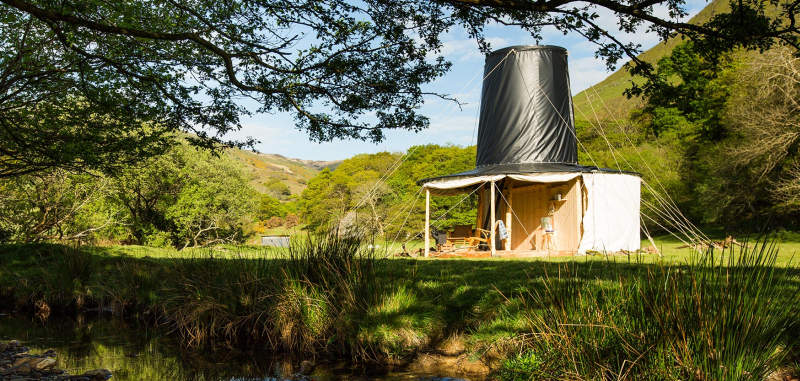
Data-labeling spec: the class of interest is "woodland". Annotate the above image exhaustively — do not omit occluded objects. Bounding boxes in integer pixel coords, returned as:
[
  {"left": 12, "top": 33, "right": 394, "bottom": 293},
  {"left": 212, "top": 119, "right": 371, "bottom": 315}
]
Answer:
[
  {"left": 2, "top": 42, "right": 798, "bottom": 247},
  {"left": 1, "top": 1, "right": 800, "bottom": 379}
]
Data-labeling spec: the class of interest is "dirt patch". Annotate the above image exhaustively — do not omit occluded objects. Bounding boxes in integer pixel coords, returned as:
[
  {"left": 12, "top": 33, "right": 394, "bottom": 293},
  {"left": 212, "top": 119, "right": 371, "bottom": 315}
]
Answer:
[
  {"left": 405, "top": 335, "right": 492, "bottom": 378},
  {"left": 408, "top": 353, "right": 491, "bottom": 377},
  {"left": 0, "top": 340, "right": 111, "bottom": 380}
]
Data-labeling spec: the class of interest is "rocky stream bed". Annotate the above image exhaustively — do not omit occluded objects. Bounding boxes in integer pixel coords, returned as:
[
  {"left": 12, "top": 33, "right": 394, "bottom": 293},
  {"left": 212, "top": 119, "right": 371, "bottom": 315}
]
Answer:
[{"left": 0, "top": 340, "right": 111, "bottom": 381}]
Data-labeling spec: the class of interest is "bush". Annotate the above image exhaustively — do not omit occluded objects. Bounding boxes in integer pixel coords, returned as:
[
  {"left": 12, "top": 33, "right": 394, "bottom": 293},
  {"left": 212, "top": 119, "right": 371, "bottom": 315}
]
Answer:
[
  {"left": 266, "top": 216, "right": 284, "bottom": 228},
  {"left": 258, "top": 194, "right": 287, "bottom": 220},
  {"left": 144, "top": 231, "right": 174, "bottom": 248},
  {"left": 284, "top": 213, "right": 300, "bottom": 228}
]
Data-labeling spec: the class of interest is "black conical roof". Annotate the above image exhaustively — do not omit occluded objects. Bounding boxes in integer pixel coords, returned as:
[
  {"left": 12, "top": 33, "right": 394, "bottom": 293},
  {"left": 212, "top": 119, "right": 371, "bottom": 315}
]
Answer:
[{"left": 476, "top": 45, "right": 577, "bottom": 167}]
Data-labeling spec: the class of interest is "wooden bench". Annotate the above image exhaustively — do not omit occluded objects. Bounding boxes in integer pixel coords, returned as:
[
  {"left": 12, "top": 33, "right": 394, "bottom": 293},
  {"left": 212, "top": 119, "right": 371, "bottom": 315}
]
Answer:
[{"left": 442, "top": 225, "right": 490, "bottom": 251}]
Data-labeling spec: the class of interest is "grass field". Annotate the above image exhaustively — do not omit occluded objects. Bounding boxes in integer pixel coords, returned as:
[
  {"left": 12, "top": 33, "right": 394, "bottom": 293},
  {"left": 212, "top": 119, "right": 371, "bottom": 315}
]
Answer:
[
  {"left": 1, "top": 232, "right": 799, "bottom": 379},
  {"left": 392, "top": 233, "right": 800, "bottom": 268},
  {"left": 91, "top": 233, "right": 800, "bottom": 266}
]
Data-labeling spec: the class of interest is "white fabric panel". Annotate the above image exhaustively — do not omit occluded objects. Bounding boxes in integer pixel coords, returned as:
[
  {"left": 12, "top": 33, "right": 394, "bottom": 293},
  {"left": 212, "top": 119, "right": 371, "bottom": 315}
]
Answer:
[
  {"left": 578, "top": 173, "right": 641, "bottom": 253},
  {"left": 422, "top": 175, "right": 505, "bottom": 195},
  {"left": 507, "top": 172, "right": 581, "bottom": 183},
  {"left": 423, "top": 172, "right": 582, "bottom": 195}
]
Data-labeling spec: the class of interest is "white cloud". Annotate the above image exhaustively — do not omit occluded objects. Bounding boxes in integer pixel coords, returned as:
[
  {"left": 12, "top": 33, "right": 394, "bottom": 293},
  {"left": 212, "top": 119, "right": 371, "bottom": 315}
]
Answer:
[
  {"left": 436, "top": 39, "right": 480, "bottom": 62},
  {"left": 569, "top": 55, "right": 614, "bottom": 94},
  {"left": 428, "top": 113, "right": 479, "bottom": 134},
  {"left": 431, "top": 35, "right": 511, "bottom": 63}
]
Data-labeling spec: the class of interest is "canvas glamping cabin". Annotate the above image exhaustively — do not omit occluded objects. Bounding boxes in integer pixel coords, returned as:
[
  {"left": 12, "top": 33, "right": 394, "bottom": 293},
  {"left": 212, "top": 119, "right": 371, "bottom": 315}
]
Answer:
[{"left": 418, "top": 45, "right": 641, "bottom": 257}]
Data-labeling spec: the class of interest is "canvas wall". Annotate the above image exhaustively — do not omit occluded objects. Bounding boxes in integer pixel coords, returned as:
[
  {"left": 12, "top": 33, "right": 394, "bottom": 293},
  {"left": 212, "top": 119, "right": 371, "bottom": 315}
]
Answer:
[{"left": 577, "top": 173, "right": 641, "bottom": 253}]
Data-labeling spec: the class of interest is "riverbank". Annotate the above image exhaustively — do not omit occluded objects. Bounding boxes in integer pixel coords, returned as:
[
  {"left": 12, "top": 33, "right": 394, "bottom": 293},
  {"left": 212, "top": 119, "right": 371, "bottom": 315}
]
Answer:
[
  {"left": 0, "top": 340, "right": 111, "bottom": 380},
  {"left": 0, "top": 314, "right": 478, "bottom": 381},
  {"left": 1, "top": 236, "right": 799, "bottom": 379}
]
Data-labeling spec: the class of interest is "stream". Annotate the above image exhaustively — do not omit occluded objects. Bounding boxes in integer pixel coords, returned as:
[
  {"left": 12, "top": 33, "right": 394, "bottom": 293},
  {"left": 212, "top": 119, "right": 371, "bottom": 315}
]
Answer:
[{"left": 0, "top": 313, "right": 477, "bottom": 381}]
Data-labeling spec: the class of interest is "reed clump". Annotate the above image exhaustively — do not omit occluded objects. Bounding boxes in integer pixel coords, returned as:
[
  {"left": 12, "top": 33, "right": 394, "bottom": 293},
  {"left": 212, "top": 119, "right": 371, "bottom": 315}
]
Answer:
[
  {"left": 497, "top": 239, "right": 800, "bottom": 380},
  {"left": 2, "top": 235, "right": 798, "bottom": 375},
  {"left": 154, "top": 229, "right": 385, "bottom": 359}
]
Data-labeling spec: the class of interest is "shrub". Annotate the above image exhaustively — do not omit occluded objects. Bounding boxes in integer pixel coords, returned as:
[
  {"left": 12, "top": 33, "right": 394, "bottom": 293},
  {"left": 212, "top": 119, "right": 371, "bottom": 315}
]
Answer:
[
  {"left": 266, "top": 216, "right": 284, "bottom": 228},
  {"left": 284, "top": 213, "right": 300, "bottom": 228}
]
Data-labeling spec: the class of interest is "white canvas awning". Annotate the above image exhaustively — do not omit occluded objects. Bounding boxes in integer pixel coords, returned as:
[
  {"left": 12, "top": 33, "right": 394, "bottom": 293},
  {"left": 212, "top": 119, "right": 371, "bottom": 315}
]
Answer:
[
  {"left": 421, "top": 175, "right": 505, "bottom": 195},
  {"left": 507, "top": 172, "right": 581, "bottom": 183},
  {"left": 422, "top": 172, "right": 583, "bottom": 195}
]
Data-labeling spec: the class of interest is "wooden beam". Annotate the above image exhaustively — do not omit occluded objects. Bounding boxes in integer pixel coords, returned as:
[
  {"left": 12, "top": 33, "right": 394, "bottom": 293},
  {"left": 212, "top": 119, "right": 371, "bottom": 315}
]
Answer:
[
  {"left": 475, "top": 186, "right": 484, "bottom": 232},
  {"left": 490, "top": 180, "right": 496, "bottom": 256},
  {"left": 508, "top": 183, "right": 549, "bottom": 194},
  {"left": 505, "top": 185, "right": 512, "bottom": 250},
  {"left": 424, "top": 188, "right": 430, "bottom": 258}
]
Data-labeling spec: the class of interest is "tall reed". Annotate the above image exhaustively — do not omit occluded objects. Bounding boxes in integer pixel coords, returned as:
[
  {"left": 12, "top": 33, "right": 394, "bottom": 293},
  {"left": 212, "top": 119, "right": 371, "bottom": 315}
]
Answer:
[
  {"left": 499, "top": 239, "right": 799, "bottom": 380},
  {"left": 155, "top": 228, "right": 383, "bottom": 360}
]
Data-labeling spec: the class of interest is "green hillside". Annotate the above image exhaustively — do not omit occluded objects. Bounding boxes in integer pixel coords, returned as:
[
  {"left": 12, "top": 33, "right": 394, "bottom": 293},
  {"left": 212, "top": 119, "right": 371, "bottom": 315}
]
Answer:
[
  {"left": 227, "top": 149, "right": 340, "bottom": 199},
  {"left": 573, "top": 0, "right": 730, "bottom": 121}
]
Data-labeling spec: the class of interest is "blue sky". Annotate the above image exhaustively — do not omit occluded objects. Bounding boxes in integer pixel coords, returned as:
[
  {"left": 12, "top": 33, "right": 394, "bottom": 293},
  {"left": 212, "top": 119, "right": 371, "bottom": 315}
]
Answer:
[{"left": 228, "top": 1, "right": 709, "bottom": 161}]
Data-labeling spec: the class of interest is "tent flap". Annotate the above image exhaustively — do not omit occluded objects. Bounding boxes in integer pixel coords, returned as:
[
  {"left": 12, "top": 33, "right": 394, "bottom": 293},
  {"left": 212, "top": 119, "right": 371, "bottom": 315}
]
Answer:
[
  {"left": 422, "top": 172, "right": 584, "bottom": 195},
  {"left": 508, "top": 172, "right": 580, "bottom": 183},
  {"left": 422, "top": 175, "right": 504, "bottom": 195},
  {"left": 578, "top": 173, "right": 641, "bottom": 253}
]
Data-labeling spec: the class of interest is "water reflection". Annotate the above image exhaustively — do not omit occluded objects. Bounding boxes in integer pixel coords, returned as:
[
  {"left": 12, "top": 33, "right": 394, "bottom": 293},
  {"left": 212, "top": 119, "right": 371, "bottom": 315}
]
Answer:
[{"left": 0, "top": 314, "right": 474, "bottom": 381}]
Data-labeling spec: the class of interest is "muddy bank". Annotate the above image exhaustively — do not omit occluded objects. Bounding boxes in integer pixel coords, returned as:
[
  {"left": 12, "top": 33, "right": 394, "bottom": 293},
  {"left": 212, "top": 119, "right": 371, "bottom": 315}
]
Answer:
[
  {"left": 0, "top": 313, "right": 489, "bottom": 381},
  {"left": 0, "top": 340, "right": 111, "bottom": 380}
]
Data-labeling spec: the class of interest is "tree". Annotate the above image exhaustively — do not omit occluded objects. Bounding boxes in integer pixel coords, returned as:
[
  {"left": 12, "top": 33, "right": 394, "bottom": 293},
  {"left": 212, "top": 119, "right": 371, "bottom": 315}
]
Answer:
[
  {"left": 0, "top": 0, "right": 451, "bottom": 177},
  {"left": 166, "top": 154, "right": 256, "bottom": 248},
  {"left": 111, "top": 142, "right": 256, "bottom": 247},
  {"left": 628, "top": 42, "right": 800, "bottom": 229},
  {"left": 635, "top": 42, "right": 734, "bottom": 141},
  {"left": 264, "top": 180, "right": 292, "bottom": 200},
  {"left": 445, "top": 0, "right": 799, "bottom": 75},
  {"left": 3, "top": 0, "right": 798, "bottom": 177},
  {"left": 384, "top": 144, "right": 477, "bottom": 239},
  {"left": 257, "top": 195, "right": 288, "bottom": 221},
  {"left": 297, "top": 145, "right": 477, "bottom": 239},
  {"left": 701, "top": 47, "right": 800, "bottom": 226},
  {"left": 0, "top": 169, "right": 119, "bottom": 242},
  {"left": 110, "top": 147, "right": 186, "bottom": 244}
]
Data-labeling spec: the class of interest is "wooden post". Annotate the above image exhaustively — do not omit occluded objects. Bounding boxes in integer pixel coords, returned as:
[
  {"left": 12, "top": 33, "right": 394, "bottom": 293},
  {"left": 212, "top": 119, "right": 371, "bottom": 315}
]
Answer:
[
  {"left": 424, "top": 188, "right": 430, "bottom": 258},
  {"left": 490, "top": 180, "right": 496, "bottom": 256},
  {"left": 505, "top": 186, "right": 512, "bottom": 251}
]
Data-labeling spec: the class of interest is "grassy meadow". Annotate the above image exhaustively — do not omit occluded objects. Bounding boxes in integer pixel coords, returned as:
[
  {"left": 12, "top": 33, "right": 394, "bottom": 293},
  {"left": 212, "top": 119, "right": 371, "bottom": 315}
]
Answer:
[{"left": 1, "top": 232, "right": 799, "bottom": 379}]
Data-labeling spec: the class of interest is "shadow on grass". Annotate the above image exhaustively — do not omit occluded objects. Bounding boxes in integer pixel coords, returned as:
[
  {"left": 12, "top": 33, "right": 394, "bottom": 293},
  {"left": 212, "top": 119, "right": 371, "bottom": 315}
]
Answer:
[{"left": 2, "top": 242, "right": 799, "bottom": 378}]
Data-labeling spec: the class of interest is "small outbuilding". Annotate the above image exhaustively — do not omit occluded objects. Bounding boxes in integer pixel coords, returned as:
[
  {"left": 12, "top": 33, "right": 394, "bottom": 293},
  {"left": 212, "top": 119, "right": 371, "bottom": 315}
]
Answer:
[{"left": 418, "top": 45, "right": 641, "bottom": 257}]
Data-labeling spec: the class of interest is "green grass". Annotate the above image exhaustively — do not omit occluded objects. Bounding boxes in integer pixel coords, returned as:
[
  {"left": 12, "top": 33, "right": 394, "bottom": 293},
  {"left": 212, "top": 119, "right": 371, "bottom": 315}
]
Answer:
[
  {"left": 640, "top": 234, "right": 800, "bottom": 267},
  {"left": 60, "top": 232, "right": 800, "bottom": 267},
  {"left": 1, "top": 233, "right": 799, "bottom": 379},
  {"left": 399, "top": 234, "right": 799, "bottom": 267}
]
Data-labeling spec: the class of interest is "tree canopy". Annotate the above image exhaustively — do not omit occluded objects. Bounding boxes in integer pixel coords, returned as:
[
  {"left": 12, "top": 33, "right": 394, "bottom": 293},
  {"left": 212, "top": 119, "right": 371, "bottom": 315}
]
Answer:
[
  {"left": 298, "top": 145, "right": 477, "bottom": 239},
  {"left": 2, "top": 0, "right": 799, "bottom": 176}
]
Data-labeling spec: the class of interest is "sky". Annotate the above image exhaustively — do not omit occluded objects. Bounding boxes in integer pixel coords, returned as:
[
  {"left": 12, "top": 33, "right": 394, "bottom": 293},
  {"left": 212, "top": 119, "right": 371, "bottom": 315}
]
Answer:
[{"left": 228, "top": 1, "right": 709, "bottom": 161}]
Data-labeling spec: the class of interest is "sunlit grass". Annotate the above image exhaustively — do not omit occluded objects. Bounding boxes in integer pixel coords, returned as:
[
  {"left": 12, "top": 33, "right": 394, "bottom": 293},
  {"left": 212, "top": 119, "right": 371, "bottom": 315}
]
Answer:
[
  {"left": 1, "top": 232, "right": 798, "bottom": 378},
  {"left": 65, "top": 233, "right": 800, "bottom": 268}
]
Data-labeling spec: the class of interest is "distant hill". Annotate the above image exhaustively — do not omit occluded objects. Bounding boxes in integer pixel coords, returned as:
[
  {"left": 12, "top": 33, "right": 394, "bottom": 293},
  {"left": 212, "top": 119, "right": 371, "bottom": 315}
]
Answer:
[
  {"left": 572, "top": 0, "right": 730, "bottom": 121},
  {"left": 227, "top": 149, "right": 341, "bottom": 199}
]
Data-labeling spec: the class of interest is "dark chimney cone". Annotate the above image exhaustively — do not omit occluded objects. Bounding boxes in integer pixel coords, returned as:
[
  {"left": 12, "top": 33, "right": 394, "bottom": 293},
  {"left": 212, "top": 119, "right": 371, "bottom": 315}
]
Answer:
[{"left": 476, "top": 45, "right": 577, "bottom": 167}]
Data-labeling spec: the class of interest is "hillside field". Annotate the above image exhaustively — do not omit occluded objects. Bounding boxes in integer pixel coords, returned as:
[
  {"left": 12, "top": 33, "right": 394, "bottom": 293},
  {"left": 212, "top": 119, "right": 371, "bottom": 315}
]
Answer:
[{"left": 572, "top": 0, "right": 731, "bottom": 121}]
